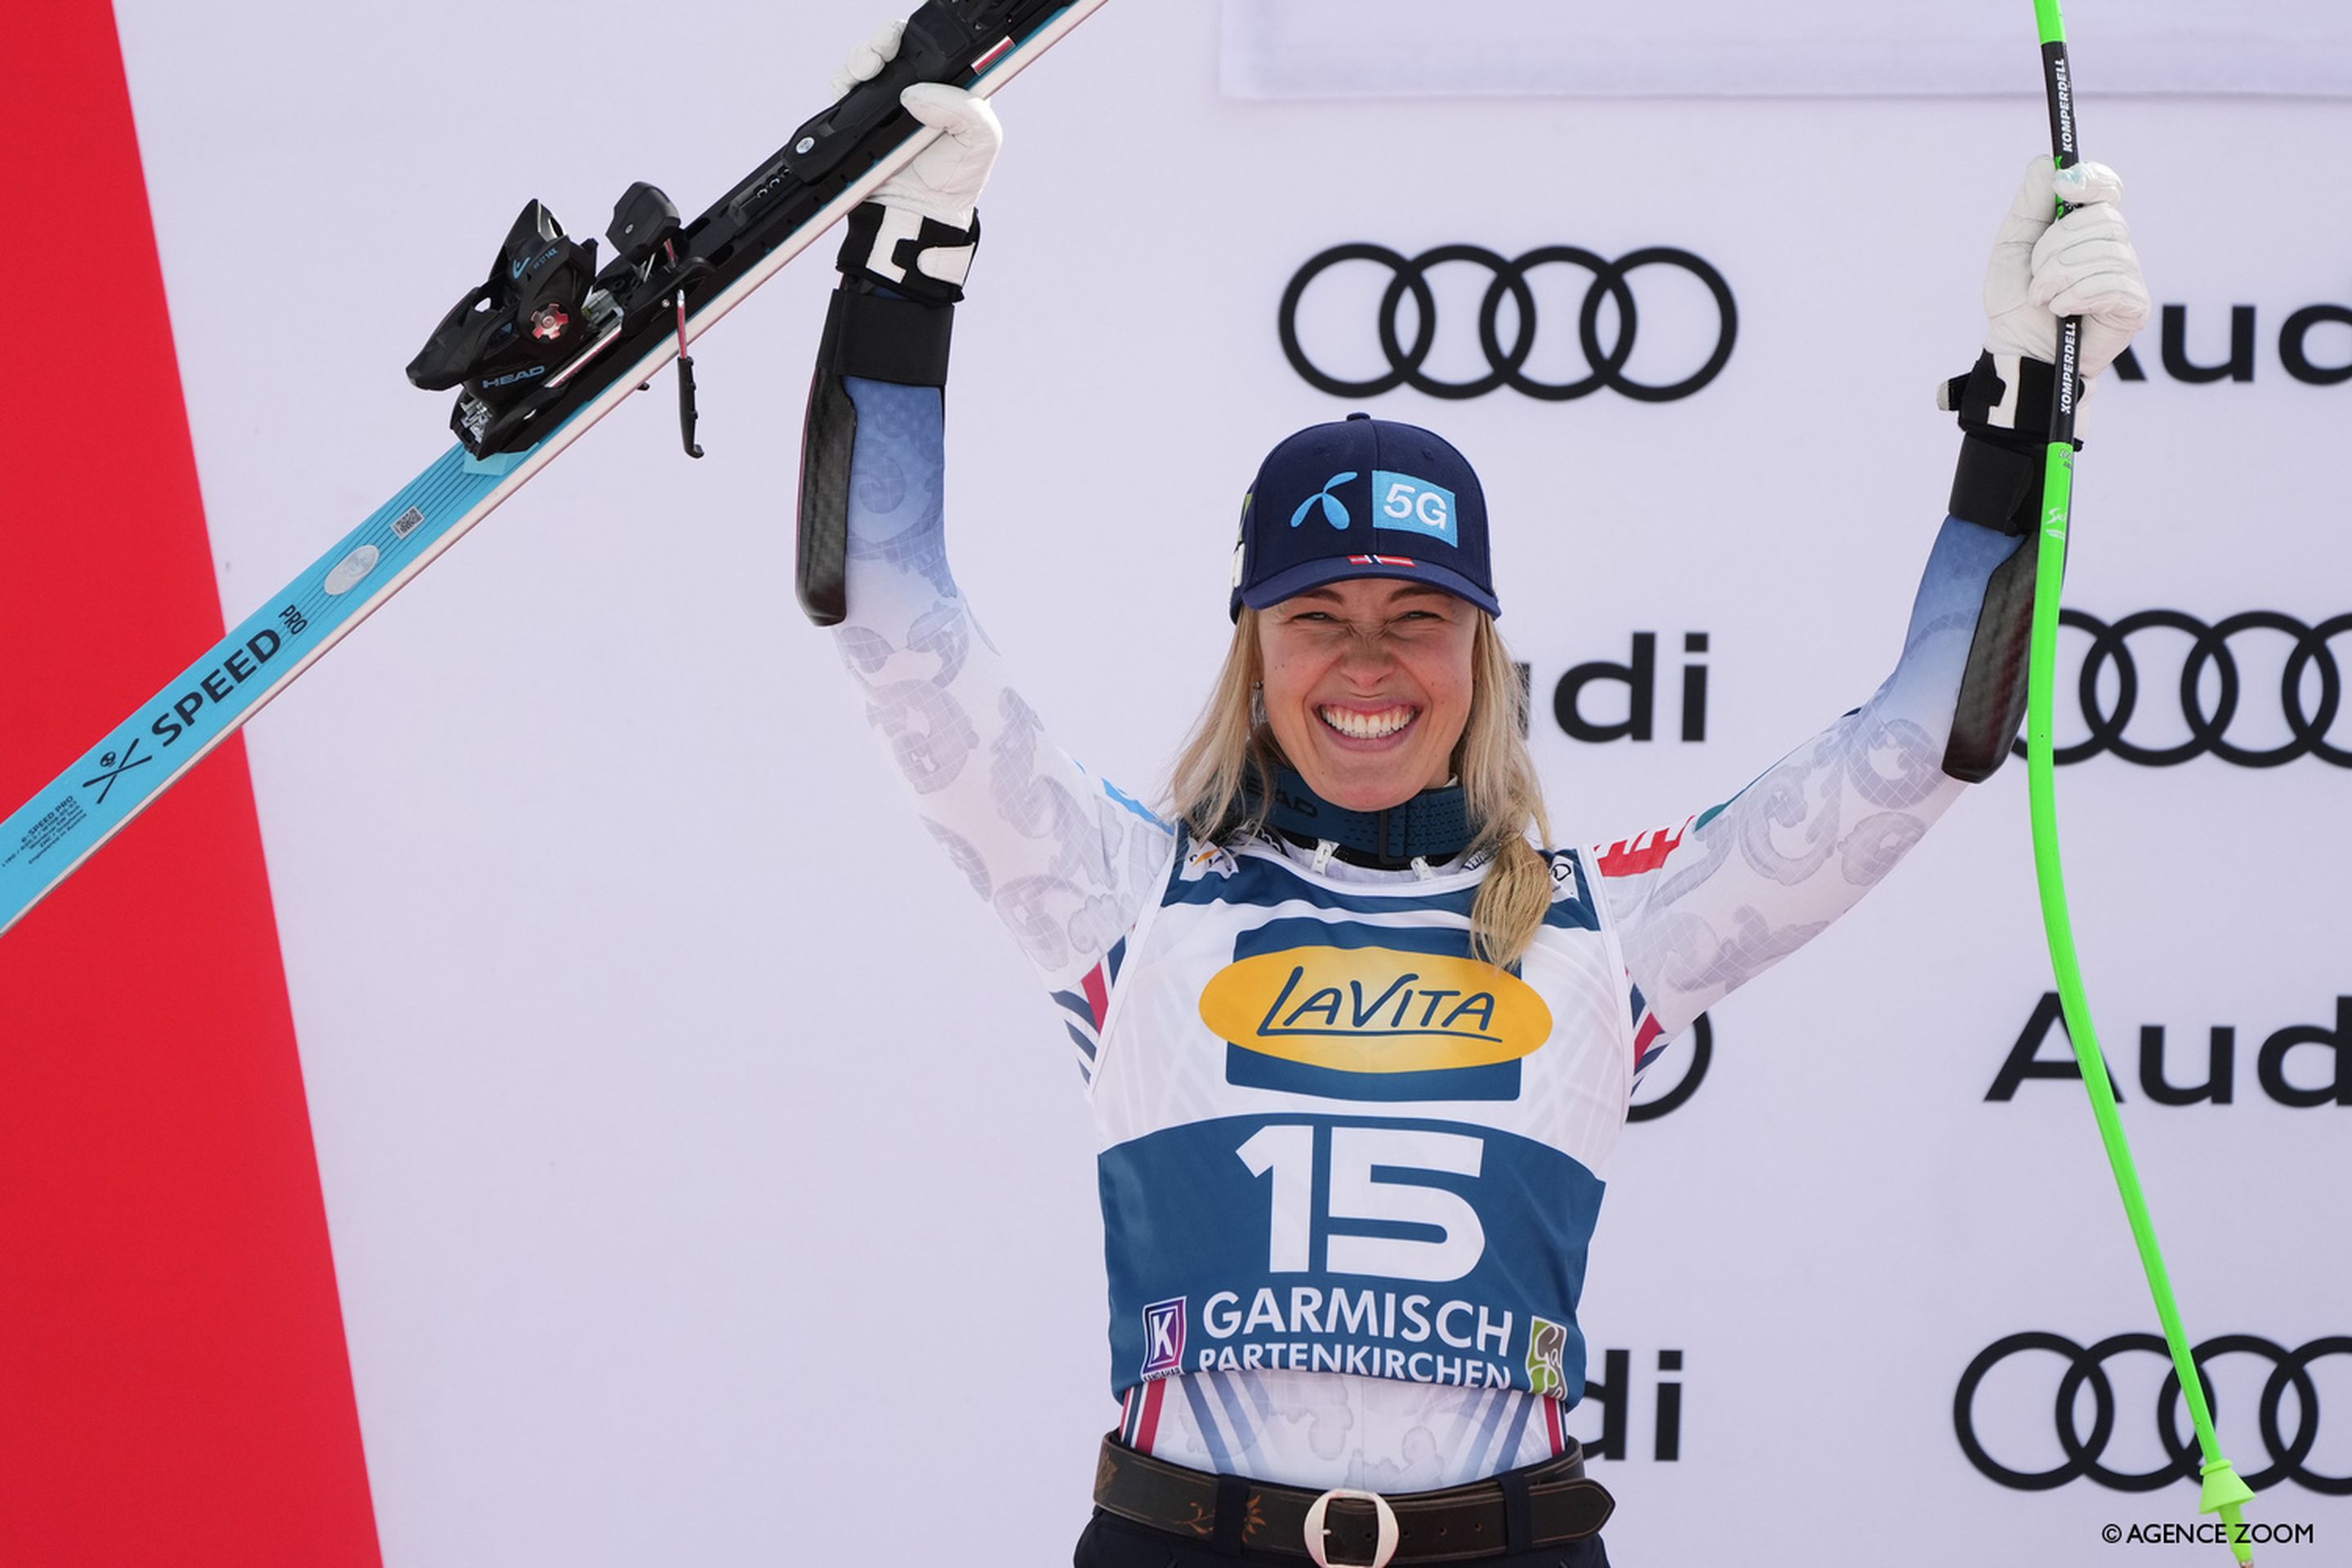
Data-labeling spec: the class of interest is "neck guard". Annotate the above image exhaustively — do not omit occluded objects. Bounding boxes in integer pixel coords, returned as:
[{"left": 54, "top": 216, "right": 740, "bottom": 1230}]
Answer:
[{"left": 1245, "top": 763, "right": 1472, "bottom": 871}]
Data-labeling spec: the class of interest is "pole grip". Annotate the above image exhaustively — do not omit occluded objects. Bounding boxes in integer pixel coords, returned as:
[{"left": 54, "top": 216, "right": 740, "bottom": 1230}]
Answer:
[{"left": 2040, "top": 38, "right": 2083, "bottom": 452}]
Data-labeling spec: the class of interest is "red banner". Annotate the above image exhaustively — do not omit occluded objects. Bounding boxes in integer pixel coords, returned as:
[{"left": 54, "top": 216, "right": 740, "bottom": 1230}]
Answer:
[{"left": 0, "top": 6, "right": 379, "bottom": 1563}]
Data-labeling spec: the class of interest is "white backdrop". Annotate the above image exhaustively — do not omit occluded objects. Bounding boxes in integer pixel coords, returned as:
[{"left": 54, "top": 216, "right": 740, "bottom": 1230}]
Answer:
[
  {"left": 1222, "top": 0, "right": 2352, "bottom": 100},
  {"left": 110, "top": 1, "right": 2351, "bottom": 1563}
]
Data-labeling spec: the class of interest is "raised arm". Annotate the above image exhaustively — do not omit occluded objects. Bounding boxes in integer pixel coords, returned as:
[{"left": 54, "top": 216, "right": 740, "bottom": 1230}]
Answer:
[
  {"left": 1598, "top": 156, "right": 2151, "bottom": 1067},
  {"left": 1597, "top": 512, "right": 2017, "bottom": 1055},
  {"left": 795, "top": 39, "right": 1174, "bottom": 1056},
  {"left": 823, "top": 376, "right": 1174, "bottom": 999}
]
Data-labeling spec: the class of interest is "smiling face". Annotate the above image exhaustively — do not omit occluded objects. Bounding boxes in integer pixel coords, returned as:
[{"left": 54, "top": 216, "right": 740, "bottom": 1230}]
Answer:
[{"left": 1255, "top": 578, "right": 1478, "bottom": 813}]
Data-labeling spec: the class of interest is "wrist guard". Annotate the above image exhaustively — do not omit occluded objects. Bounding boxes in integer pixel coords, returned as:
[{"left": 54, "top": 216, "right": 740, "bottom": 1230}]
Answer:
[
  {"left": 1936, "top": 350, "right": 2081, "bottom": 538},
  {"left": 835, "top": 199, "right": 981, "bottom": 305},
  {"left": 1933, "top": 350, "right": 2080, "bottom": 783},
  {"left": 795, "top": 221, "right": 966, "bottom": 626}
]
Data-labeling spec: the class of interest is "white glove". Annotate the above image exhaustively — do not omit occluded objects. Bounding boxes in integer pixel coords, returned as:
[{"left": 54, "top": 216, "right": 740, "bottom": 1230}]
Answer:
[
  {"left": 831, "top": 19, "right": 1004, "bottom": 231},
  {"left": 1983, "top": 156, "right": 2151, "bottom": 385}
]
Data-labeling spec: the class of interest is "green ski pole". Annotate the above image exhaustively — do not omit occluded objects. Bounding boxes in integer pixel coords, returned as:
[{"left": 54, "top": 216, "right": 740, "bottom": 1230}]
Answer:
[{"left": 2023, "top": 2, "right": 2256, "bottom": 1559}]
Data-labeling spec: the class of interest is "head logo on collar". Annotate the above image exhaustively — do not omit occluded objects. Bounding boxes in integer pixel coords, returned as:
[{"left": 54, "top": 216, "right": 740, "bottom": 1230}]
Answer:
[{"left": 1230, "top": 413, "right": 1497, "bottom": 621}]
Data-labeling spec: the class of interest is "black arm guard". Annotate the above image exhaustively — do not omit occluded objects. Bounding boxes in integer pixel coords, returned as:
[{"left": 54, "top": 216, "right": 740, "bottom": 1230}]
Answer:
[
  {"left": 795, "top": 200, "right": 977, "bottom": 625},
  {"left": 1942, "top": 537, "right": 2040, "bottom": 782},
  {"left": 794, "top": 276, "right": 958, "bottom": 627},
  {"left": 1936, "top": 351, "right": 2078, "bottom": 782}
]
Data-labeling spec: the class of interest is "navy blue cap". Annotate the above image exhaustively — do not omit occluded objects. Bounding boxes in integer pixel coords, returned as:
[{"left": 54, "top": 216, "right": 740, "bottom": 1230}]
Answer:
[{"left": 1228, "top": 413, "right": 1499, "bottom": 621}]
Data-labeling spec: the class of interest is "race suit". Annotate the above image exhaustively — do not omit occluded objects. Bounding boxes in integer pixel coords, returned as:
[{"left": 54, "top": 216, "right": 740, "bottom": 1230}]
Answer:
[{"left": 828, "top": 375, "right": 2020, "bottom": 1494}]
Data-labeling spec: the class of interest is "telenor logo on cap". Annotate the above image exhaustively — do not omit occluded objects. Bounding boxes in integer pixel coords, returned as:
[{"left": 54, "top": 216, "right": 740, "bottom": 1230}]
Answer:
[
  {"left": 1291, "top": 471, "right": 1358, "bottom": 530},
  {"left": 1371, "top": 470, "right": 1457, "bottom": 545}
]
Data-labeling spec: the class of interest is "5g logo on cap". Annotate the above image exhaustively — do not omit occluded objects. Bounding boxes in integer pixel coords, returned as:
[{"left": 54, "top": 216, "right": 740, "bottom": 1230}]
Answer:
[{"left": 1373, "top": 470, "right": 1457, "bottom": 544}]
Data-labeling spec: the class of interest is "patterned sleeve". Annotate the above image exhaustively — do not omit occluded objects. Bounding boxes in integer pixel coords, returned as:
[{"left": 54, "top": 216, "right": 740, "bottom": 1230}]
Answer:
[
  {"left": 1592, "top": 514, "right": 2029, "bottom": 1071},
  {"left": 829, "top": 376, "right": 1178, "bottom": 1037}
]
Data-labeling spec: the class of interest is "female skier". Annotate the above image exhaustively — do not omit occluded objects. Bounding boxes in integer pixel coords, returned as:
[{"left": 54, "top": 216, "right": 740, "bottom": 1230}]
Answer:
[{"left": 797, "top": 22, "right": 2152, "bottom": 1567}]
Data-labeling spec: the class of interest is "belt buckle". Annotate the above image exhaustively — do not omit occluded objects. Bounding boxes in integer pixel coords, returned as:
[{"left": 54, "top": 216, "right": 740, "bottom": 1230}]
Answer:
[{"left": 1302, "top": 1487, "right": 1400, "bottom": 1568}]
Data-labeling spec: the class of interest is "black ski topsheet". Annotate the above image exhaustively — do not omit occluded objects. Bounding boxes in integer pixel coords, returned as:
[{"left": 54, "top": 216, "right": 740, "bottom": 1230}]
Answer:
[
  {"left": 449, "top": 0, "right": 1080, "bottom": 459},
  {"left": 0, "top": 0, "right": 1110, "bottom": 939}
]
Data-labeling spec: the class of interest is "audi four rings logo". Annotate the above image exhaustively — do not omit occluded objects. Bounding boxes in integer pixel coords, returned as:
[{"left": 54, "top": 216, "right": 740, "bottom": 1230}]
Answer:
[
  {"left": 1955, "top": 1332, "right": 2351, "bottom": 1494},
  {"left": 2012, "top": 608, "right": 2352, "bottom": 768},
  {"left": 1279, "top": 244, "right": 1739, "bottom": 403}
]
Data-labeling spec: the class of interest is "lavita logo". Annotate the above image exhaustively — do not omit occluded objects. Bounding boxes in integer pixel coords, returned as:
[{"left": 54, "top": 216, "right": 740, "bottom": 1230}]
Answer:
[
  {"left": 2111, "top": 299, "right": 2352, "bottom": 385},
  {"left": 1203, "top": 942, "right": 1553, "bottom": 1104},
  {"left": 1987, "top": 992, "right": 2351, "bottom": 1106}
]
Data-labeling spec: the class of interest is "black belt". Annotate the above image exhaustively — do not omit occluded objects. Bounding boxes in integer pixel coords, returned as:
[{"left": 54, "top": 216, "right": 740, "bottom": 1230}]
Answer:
[{"left": 1092, "top": 1433, "right": 1614, "bottom": 1566}]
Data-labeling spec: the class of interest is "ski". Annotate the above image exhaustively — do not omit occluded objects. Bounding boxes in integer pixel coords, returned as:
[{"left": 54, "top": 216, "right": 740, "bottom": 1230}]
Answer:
[{"left": 0, "top": 0, "right": 1108, "bottom": 941}]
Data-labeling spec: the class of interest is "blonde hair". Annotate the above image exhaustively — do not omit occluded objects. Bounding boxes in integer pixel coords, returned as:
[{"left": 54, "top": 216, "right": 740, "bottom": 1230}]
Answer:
[{"left": 1166, "top": 608, "right": 1557, "bottom": 970}]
